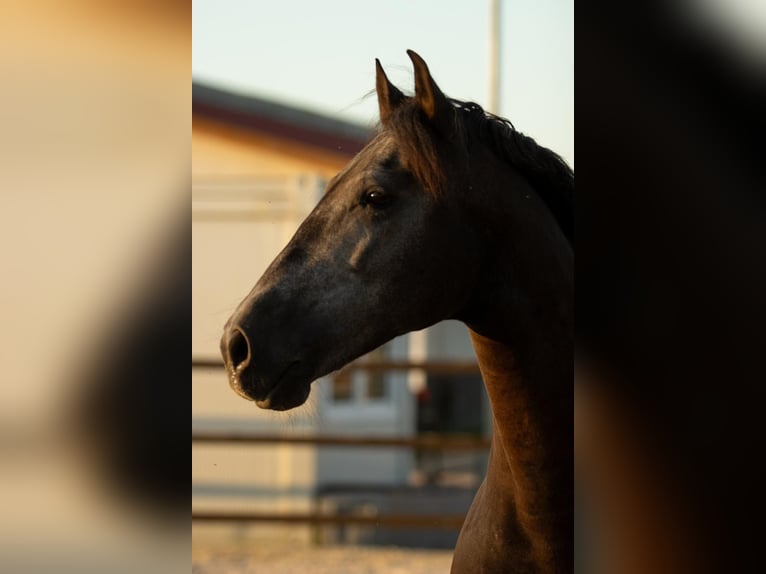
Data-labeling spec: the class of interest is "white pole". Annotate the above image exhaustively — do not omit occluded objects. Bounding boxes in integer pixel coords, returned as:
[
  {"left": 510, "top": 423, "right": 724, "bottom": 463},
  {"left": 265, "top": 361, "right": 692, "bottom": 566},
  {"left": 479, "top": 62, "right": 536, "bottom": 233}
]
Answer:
[
  {"left": 407, "top": 329, "right": 428, "bottom": 396},
  {"left": 488, "top": 0, "right": 502, "bottom": 115}
]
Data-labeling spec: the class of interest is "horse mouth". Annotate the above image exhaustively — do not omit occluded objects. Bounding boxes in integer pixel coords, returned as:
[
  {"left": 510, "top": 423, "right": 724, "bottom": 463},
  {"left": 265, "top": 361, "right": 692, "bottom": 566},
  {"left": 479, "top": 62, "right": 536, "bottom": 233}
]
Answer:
[
  {"left": 254, "top": 379, "right": 309, "bottom": 410},
  {"left": 255, "top": 373, "right": 311, "bottom": 411},
  {"left": 229, "top": 361, "right": 311, "bottom": 411}
]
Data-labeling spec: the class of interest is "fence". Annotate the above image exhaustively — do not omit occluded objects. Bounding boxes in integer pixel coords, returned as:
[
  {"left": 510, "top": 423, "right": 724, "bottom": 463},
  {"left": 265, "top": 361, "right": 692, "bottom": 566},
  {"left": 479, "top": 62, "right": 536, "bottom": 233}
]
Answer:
[{"left": 192, "top": 359, "right": 489, "bottom": 531}]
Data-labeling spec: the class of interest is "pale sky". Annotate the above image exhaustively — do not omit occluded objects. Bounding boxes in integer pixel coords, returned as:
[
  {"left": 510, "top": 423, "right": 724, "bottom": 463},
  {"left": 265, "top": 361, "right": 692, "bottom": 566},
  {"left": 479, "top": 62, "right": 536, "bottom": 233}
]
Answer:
[{"left": 193, "top": 0, "right": 573, "bottom": 165}]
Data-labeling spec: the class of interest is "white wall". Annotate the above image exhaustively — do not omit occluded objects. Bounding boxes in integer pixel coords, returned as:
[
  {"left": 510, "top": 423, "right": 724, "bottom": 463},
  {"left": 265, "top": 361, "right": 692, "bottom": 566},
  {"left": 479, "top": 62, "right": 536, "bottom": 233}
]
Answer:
[{"left": 192, "top": 174, "right": 324, "bottom": 525}]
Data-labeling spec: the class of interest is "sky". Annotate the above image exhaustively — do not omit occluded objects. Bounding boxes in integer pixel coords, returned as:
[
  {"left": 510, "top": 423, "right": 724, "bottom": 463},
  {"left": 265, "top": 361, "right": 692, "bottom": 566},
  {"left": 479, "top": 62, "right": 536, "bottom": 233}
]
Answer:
[{"left": 193, "top": 0, "right": 573, "bottom": 165}]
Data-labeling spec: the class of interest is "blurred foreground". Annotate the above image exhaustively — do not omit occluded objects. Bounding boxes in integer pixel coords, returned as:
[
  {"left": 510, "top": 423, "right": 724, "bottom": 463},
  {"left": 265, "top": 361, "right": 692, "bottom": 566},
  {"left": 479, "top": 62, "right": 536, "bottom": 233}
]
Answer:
[
  {"left": 577, "top": 1, "right": 766, "bottom": 572},
  {"left": 0, "top": 2, "right": 188, "bottom": 573}
]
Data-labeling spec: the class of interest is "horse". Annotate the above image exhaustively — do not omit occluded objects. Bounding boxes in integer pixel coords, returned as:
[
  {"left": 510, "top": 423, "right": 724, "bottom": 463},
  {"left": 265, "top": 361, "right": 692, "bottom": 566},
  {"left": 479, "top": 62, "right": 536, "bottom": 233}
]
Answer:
[{"left": 221, "top": 50, "right": 573, "bottom": 573}]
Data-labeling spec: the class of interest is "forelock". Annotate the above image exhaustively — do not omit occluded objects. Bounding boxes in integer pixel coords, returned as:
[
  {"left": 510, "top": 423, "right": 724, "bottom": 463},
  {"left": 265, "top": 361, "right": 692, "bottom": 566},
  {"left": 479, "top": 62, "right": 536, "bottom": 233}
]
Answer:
[{"left": 379, "top": 100, "right": 446, "bottom": 196}]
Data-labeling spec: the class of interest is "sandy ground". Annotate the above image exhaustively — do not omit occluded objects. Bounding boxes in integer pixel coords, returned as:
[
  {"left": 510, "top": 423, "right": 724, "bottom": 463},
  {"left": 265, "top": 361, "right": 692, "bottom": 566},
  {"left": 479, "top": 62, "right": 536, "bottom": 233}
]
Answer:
[{"left": 192, "top": 545, "right": 453, "bottom": 574}]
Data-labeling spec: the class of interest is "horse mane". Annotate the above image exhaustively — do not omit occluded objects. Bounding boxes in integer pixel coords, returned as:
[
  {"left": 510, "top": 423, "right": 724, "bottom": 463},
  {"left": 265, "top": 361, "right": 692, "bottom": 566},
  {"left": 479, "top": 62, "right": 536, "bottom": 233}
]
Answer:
[{"left": 385, "top": 98, "right": 574, "bottom": 246}]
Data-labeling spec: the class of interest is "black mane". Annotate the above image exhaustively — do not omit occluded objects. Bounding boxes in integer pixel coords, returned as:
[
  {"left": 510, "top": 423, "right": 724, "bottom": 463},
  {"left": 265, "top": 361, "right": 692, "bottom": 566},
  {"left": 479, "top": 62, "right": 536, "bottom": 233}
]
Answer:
[
  {"left": 454, "top": 100, "right": 574, "bottom": 246},
  {"left": 384, "top": 98, "right": 574, "bottom": 246}
]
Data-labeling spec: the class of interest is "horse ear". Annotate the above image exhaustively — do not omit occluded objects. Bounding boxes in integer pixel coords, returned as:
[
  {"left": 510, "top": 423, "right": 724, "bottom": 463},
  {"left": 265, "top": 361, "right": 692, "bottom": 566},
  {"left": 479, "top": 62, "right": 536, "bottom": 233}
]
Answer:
[
  {"left": 407, "top": 49, "right": 452, "bottom": 125},
  {"left": 376, "top": 58, "right": 405, "bottom": 125}
]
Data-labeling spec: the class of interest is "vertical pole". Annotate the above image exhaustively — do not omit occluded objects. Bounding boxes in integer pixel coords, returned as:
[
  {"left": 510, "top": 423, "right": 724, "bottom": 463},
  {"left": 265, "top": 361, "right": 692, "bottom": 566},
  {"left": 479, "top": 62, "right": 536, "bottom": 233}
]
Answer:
[
  {"left": 408, "top": 329, "right": 428, "bottom": 396},
  {"left": 408, "top": 328, "right": 428, "bottom": 480},
  {"left": 488, "top": 0, "right": 502, "bottom": 115}
]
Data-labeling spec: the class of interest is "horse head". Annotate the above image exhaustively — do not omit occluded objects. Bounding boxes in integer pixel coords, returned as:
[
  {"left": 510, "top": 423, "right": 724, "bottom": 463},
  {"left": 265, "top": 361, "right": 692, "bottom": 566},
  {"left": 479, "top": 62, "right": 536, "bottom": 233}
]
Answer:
[{"left": 220, "top": 51, "right": 483, "bottom": 410}]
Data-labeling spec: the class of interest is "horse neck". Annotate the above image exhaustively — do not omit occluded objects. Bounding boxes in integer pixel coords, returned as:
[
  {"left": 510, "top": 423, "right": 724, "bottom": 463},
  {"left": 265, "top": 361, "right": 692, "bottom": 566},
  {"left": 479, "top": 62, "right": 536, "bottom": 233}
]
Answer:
[
  {"left": 462, "top": 165, "right": 573, "bottom": 571},
  {"left": 466, "top": 330, "right": 572, "bottom": 572}
]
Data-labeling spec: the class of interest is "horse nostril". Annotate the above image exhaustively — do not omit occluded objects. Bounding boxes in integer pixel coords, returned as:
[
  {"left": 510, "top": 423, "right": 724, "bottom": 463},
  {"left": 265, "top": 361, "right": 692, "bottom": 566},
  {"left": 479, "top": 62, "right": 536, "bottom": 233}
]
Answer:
[{"left": 228, "top": 327, "right": 250, "bottom": 371}]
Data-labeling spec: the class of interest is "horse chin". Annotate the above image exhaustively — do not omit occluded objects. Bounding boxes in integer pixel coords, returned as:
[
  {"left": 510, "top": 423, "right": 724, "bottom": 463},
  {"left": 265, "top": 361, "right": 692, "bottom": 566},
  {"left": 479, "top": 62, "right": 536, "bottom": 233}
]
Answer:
[{"left": 254, "top": 377, "right": 311, "bottom": 411}]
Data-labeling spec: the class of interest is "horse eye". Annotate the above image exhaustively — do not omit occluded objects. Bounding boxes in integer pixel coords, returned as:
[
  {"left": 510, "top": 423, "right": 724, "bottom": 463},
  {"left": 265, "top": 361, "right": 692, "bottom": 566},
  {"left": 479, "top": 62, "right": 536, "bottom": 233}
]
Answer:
[{"left": 361, "top": 190, "right": 392, "bottom": 207}]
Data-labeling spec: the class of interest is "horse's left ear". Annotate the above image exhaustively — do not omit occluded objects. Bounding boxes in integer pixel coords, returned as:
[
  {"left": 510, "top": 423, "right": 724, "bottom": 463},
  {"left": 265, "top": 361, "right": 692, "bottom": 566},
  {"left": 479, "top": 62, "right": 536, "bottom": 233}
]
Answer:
[{"left": 407, "top": 50, "right": 453, "bottom": 128}]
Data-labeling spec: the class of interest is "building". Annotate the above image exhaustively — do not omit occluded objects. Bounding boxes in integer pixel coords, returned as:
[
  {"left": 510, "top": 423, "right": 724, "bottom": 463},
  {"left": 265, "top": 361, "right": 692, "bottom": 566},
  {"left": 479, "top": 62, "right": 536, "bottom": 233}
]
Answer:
[{"left": 192, "top": 83, "right": 488, "bottom": 545}]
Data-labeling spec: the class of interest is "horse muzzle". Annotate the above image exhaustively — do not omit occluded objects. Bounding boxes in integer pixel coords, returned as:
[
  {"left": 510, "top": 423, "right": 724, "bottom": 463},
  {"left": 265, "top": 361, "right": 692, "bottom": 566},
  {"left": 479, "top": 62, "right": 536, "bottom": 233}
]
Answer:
[{"left": 220, "top": 326, "right": 310, "bottom": 410}]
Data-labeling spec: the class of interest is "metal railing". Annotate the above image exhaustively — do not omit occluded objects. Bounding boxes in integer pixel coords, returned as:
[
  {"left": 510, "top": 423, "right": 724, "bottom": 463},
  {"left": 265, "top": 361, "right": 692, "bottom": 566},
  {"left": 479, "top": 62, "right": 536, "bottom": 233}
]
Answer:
[{"left": 192, "top": 358, "right": 488, "bottom": 530}]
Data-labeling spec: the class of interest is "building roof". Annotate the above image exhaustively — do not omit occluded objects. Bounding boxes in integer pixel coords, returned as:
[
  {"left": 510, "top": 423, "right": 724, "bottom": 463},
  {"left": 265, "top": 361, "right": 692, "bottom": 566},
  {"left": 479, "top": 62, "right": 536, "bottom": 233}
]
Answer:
[{"left": 193, "top": 82, "right": 373, "bottom": 156}]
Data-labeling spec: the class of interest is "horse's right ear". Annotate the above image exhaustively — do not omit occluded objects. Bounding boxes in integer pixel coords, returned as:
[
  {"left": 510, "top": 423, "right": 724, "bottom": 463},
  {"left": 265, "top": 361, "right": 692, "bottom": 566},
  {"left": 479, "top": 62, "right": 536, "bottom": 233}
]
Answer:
[{"left": 376, "top": 58, "right": 405, "bottom": 125}]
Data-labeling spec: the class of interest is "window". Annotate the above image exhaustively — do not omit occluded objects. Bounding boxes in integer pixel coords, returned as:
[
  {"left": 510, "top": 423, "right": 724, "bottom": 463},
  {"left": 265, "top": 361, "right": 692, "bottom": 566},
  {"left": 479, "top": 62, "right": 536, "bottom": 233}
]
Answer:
[
  {"left": 366, "top": 373, "right": 387, "bottom": 400},
  {"left": 329, "top": 343, "right": 391, "bottom": 404},
  {"left": 364, "top": 345, "right": 389, "bottom": 400},
  {"left": 332, "top": 372, "right": 353, "bottom": 401}
]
